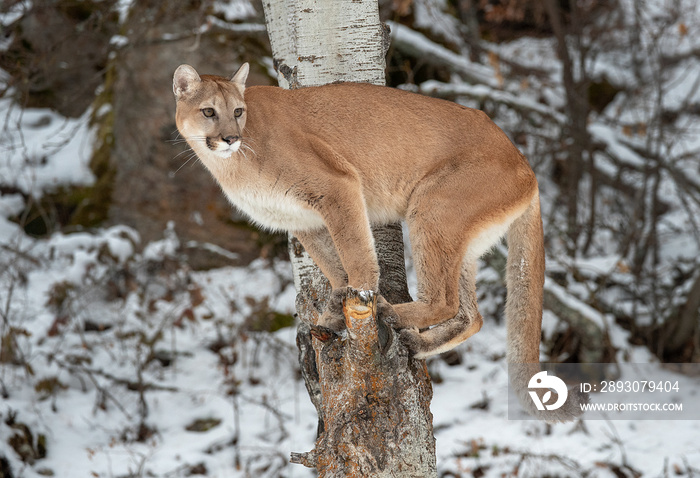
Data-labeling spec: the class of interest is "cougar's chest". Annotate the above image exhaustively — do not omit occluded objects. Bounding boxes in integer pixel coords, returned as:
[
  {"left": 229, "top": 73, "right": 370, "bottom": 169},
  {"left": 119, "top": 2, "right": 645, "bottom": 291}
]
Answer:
[{"left": 222, "top": 186, "right": 325, "bottom": 232}]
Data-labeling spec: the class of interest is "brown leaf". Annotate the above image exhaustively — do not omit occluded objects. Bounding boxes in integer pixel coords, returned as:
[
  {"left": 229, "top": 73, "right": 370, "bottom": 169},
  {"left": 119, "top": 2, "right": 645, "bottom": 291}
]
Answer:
[
  {"left": 637, "top": 122, "right": 647, "bottom": 137},
  {"left": 181, "top": 308, "right": 195, "bottom": 322},
  {"left": 393, "top": 0, "right": 413, "bottom": 16},
  {"left": 188, "top": 285, "right": 205, "bottom": 307},
  {"left": 47, "top": 316, "right": 69, "bottom": 337},
  {"left": 616, "top": 260, "right": 630, "bottom": 274}
]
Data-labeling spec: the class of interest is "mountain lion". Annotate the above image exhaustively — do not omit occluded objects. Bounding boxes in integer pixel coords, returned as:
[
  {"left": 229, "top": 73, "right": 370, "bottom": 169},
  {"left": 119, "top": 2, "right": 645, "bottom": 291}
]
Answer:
[{"left": 173, "top": 63, "right": 585, "bottom": 421}]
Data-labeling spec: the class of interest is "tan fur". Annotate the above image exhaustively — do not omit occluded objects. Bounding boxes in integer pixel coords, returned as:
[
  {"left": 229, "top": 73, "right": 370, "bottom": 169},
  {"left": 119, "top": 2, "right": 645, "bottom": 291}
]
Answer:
[{"left": 173, "top": 63, "right": 543, "bottom": 363}]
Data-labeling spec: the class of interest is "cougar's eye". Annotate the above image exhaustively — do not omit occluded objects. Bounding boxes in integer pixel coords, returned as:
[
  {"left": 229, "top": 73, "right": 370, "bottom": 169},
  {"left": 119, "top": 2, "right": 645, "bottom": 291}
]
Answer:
[
  {"left": 234, "top": 108, "right": 244, "bottom": 118},
  {"left": 202, "top": 108, "right": 216, "bottom": 118}
]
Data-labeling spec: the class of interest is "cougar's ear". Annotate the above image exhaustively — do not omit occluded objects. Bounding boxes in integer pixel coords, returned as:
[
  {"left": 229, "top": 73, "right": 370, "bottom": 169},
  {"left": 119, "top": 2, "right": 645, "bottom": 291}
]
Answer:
[
  {"left": 173, "top": 64, "right": 201, "bottom": 100},
  {"left": 231, "top": 63, "right": 250, "bottom": 91}
]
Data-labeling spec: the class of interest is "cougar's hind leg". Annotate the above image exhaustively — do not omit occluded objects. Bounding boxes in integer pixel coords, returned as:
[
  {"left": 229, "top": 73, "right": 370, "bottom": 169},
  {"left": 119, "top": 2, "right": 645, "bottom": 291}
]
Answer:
[
  {"left": 391, "top": 159, "right": 506, "bottom": 332},
  {"left": 401, "top": 256, "right": 484, "bottom": 358},
  {"left": 390, "top": 201, "right": 466, "bottom": 329}
]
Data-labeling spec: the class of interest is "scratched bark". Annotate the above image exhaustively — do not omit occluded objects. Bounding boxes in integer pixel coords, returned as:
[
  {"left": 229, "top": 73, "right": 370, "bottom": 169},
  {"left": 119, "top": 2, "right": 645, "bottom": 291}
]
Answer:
[
  {"left": 262, "top": 1, "right": 436, "bottom": 476},
  {"left": 292, "top": 289, "right": 436, "bottom": 477}
]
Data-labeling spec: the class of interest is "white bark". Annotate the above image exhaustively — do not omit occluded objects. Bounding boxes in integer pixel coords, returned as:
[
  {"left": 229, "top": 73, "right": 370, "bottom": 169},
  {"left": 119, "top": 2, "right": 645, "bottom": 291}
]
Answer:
[{"left": 263, "top": 0, "right": 386, "bottom": 88}]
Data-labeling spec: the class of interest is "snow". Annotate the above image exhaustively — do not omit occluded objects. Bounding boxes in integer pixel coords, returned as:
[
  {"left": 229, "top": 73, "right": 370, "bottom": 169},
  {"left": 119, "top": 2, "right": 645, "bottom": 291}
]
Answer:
[
  {"left": 0, "top": 194, "right": 25, "bottom": 238},
  {"left": 0, "top": 97, "right": 96, "bottom": 197},
  {"left": 185, "top": 240, "right": 241, "bottom": 262},
  {"left": 388, "top": 21, "right": 500, "bottom": 88},
  {"left": 213, "top": 0, "right": 258, "bottom": 22},
  {"left": 115, "top": 0, "right": 135, "bottom": 24},
  {"left": 0, "top": 219, "right": 318, "bottom": 477},
  {"left": 110, "top": 35, "right": 129, "bottom": 48},
  {"left": 0, "top": 1, "right": 28, "bottom": 30},
  {"left": 411, "top": 0, "right": 464, "bottom": 49},
  {"left": 589, "top": 123, "right": 647, "bottom": 169},
  {"left": 545, "top": 278, "right": 610, "bottom": 331},
  {"left": 420, "top": 80, "right": 567, "bottom": 124}
]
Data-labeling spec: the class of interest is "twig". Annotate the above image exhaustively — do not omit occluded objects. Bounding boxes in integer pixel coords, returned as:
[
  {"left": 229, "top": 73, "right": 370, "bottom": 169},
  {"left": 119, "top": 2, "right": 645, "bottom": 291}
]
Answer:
[{"left": 0, "top": 243, "right": 41, "bottom": 266}]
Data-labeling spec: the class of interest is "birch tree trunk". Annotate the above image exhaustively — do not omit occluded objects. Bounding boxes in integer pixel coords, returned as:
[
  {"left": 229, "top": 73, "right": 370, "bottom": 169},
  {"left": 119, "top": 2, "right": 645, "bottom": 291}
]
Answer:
[{"left": 262, "top": 1, "right": 436, "bottom": 476}]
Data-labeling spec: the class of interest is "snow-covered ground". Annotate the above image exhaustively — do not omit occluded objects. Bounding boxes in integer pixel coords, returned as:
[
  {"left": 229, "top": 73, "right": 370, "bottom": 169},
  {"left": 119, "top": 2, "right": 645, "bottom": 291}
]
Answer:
[{"left": 1, "top": 217, "right": 698, "bottom": 477}]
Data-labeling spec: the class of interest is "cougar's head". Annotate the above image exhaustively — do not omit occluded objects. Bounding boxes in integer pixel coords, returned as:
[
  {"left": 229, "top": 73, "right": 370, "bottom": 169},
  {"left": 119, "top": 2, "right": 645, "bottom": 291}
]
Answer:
[{"left": 173, "top": 63, "right": 249, "bottom": 159}]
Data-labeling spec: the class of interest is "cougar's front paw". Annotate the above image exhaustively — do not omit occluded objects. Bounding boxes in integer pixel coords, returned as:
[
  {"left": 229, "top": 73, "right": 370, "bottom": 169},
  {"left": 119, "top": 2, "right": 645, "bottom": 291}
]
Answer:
[
  {"left": 318, "top": 286, "right": 350, "bottom": 331},
  {"left": 376, "top": 295, "right": 400, "bottom": 328},
  {"left": 398, "top": 327, "right": 422, "bottom": 355}
]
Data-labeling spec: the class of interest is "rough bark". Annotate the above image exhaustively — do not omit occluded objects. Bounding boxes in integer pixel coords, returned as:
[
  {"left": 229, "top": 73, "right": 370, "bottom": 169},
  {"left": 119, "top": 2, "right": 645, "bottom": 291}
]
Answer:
[
  {"left": 262, "top": 1, "right": 436, "bottom": 475},
  {"left": 372, "top": 223, "right": 412, "bottom": 304},
  {"left": 289, "top": 236, "right": 332, "bottom": 434},
  {"left": 292, "top": 289, "right": 435, "bottom": 477}
]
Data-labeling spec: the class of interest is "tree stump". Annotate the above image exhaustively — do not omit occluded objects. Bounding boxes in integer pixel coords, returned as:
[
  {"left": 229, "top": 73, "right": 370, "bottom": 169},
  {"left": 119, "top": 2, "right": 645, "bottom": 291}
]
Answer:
[{"left": 291, "top": 288, "right": 436, "bottom": 477}]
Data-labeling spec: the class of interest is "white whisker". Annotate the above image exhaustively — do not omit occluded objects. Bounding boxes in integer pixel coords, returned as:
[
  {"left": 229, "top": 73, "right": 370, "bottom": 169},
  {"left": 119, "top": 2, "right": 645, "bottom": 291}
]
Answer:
[
  {"left": 172, "top": 148, "right": 194, "bottom": 160},
  {"left": 185, "top": 136, "right": 207, "bottom": 143},
  {"left": 241, "top": 141, "right": 257, "bottom": 158},
  {"left": 170, "top": 149, "right": 200, "bottom": 177},
  {"left": 242, "top": 129, "right": 259, "bottom": 146}
]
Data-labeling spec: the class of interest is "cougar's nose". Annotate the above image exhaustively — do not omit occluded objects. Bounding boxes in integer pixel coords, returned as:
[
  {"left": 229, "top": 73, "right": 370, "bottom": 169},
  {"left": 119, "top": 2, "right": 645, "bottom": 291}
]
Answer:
[{"left": 222, "top": 135, "right": 240, "bottom": 145}]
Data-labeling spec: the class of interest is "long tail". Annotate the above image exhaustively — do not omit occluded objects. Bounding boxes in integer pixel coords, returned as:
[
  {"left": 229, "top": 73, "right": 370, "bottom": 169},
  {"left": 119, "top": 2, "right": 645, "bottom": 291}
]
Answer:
[{"left": 506, "top": 191, "right": 587, "bottom": 422}]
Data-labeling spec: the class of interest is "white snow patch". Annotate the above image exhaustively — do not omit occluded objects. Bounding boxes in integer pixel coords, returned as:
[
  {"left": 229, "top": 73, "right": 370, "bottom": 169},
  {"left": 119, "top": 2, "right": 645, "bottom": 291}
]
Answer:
[
  {"left": 213, "top": 0, "right": 257, "bottom": 22},
  {"left": 0, "top": 98, "right": 96, "bottom": 196}
]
